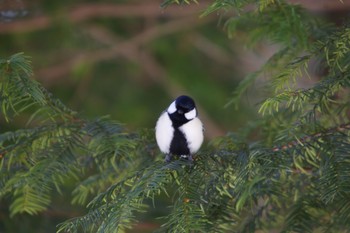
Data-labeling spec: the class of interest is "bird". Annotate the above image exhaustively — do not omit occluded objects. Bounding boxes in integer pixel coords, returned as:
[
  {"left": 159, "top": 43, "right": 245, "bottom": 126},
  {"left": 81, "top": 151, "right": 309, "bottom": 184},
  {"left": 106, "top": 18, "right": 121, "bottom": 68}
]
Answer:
[{"left": 155, "top": 95, "right": 204, "bottom": 162}]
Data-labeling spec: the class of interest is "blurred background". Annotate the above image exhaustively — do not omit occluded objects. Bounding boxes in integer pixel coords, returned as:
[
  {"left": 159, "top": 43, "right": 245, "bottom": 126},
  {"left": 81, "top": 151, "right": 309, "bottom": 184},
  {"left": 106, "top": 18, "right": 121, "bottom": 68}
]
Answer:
[
  {"left": 1, "top": 0, "right": 349, "bottom": 232},
  {"left": 0, "top": 0, "right": 262, "bottom": 141}
]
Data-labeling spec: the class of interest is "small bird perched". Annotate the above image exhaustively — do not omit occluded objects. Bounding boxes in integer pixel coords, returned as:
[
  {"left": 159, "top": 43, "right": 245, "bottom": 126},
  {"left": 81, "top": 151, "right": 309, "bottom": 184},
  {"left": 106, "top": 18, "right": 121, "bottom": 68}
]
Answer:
[{"left": 155, "top": 95, "right": 204, "bottom": 162}]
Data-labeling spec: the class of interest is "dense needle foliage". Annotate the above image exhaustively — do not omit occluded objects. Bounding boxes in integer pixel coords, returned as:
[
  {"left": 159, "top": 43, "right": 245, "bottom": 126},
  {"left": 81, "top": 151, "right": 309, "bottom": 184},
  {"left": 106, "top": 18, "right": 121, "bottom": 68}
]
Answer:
[{"left": 1, "top": 0, "right": 350, "bottom": 232}]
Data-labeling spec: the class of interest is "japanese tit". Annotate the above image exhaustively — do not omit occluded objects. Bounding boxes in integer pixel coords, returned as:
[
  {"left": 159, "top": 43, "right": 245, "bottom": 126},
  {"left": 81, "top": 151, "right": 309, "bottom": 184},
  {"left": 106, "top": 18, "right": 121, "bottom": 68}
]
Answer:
[{"left": 155, "top": 95, "right": 204, "bottom": 162}]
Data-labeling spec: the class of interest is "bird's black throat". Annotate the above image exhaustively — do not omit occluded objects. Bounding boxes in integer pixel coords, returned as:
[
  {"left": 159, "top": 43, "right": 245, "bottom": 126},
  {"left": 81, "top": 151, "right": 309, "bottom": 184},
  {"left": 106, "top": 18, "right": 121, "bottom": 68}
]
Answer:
[
  {"left": 168, "top": 112, "right": 190, "bottom": 156},
  {"left": 168, "top": 112, "right": 188, "bottom": 128}
]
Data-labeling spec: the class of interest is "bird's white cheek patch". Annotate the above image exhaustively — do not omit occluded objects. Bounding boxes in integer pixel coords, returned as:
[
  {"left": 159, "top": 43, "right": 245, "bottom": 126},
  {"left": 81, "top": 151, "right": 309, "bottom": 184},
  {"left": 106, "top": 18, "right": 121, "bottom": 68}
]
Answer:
[
  {"left": 185, "top": 108, "right": 197, "bottom": 120},
  {"left": 167, "top": 101, "right": 177, "bottom": 114}
]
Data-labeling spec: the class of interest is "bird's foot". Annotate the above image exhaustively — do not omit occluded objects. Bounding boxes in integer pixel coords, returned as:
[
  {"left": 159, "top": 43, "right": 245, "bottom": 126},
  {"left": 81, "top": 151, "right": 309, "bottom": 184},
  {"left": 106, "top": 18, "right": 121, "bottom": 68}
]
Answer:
[{"left": 164, "top": 154, "right": 172, "bottom": 163}]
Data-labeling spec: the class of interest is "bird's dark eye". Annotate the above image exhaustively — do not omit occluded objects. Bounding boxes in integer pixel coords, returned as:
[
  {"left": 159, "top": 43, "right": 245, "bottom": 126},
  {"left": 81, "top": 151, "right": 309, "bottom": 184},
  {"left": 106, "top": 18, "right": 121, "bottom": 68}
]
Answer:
[{"left": 177, "top": 109, "right": 184, "bottom": 114}]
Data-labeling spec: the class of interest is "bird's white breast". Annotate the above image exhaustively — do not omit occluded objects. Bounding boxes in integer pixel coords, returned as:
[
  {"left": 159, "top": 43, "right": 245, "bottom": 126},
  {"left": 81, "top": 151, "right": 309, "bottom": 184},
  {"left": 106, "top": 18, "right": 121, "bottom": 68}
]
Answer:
[
  {"left": 155, "top": 112, "right": 173, "bottom": 154},
  {"left": 179, "top": 117, "right": 204, "bottom": 154}
]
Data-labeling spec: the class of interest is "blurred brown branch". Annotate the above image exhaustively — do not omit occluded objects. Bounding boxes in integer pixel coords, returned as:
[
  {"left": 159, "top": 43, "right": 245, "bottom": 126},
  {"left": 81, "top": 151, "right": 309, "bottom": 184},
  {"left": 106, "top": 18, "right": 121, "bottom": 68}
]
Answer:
[
  {"left": 192, "top": 34, "right": 233, "bottom": 66},
  {"left": 0, "top": 2, "right": 208, "bottom": 34},
  {"left": 37, "top": 16, "right": 212, "bottom": 84},
  {"left": 1, "top": 0, "right": 348, "bottom": 34}
]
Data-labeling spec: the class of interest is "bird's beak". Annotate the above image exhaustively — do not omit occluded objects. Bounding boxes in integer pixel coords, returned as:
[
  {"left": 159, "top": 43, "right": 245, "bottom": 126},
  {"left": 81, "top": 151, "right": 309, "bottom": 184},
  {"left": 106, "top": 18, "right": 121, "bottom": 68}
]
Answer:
[{"left": 177, "top": 109, "right": 184, "bottom": 114}]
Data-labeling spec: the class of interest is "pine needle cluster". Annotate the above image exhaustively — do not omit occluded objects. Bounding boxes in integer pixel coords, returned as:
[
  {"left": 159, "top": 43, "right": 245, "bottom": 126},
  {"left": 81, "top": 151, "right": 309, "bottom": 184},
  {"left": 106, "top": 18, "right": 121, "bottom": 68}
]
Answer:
[{"left": 1, "top": 0, "right": 350, "bottom": 232}]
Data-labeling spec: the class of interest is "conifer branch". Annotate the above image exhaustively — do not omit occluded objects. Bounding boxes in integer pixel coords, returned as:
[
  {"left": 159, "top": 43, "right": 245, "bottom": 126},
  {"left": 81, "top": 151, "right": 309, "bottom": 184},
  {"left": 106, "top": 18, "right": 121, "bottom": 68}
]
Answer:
[{"left": 272, "top": 122, "right": 350, "bottom": 152}]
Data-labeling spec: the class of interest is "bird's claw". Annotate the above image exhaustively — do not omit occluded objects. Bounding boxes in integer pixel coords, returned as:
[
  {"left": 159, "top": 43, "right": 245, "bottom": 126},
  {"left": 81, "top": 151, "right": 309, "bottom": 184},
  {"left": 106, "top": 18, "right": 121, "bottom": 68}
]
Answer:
[{"left": 165, "top": 154, "right": 172, "bottom": 163}]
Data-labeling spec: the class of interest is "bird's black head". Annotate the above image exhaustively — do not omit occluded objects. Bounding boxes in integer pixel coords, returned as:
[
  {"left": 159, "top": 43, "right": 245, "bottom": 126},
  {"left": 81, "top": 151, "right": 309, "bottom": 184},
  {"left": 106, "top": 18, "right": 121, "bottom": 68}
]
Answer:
[
  {"left": 175, "top": 95, "right": 195, "bottom": 113},
  {"left": 167, "top": 95, "right": 197, "bottom": 127}
]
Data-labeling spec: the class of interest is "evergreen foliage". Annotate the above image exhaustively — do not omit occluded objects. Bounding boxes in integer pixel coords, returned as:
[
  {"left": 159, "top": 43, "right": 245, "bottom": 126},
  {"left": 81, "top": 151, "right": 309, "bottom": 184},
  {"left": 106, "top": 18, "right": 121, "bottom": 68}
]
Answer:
[{"left": 1, "top": 0, "right": 350, "bottom": 232}]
